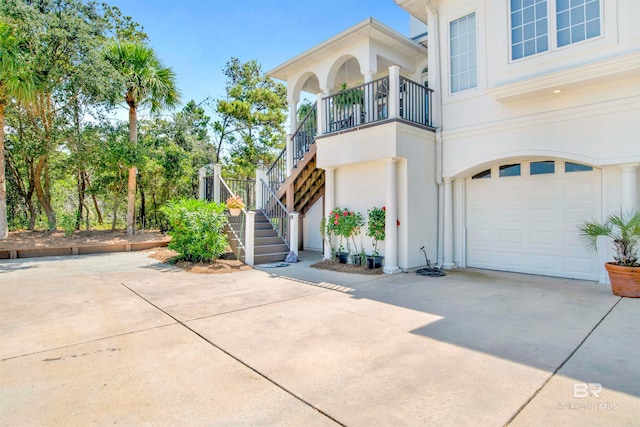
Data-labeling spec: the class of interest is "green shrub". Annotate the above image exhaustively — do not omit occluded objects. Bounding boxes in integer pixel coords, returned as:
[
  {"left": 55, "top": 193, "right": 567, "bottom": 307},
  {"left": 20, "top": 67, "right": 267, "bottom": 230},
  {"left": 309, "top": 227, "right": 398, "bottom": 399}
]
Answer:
[
  {"left": 59, "top": 211, "right": 80, "bottom": 237},
  {"left": 160, "top": 199, "right": 228, "bottom": 262}
]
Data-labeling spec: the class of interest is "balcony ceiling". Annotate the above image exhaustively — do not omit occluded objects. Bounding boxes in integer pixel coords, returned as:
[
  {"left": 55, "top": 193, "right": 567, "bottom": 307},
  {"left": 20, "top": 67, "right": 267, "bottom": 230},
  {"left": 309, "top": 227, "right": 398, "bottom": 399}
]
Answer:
[{"left": 268, "top": 18, "right": 427, "bottom": 82}]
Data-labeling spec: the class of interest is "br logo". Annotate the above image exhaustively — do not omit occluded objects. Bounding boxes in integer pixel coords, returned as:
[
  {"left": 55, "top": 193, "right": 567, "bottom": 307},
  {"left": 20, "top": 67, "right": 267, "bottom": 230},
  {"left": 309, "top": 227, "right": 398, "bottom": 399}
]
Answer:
[{"left": 573, "top": 382, "right": 602, "bottom": 398}]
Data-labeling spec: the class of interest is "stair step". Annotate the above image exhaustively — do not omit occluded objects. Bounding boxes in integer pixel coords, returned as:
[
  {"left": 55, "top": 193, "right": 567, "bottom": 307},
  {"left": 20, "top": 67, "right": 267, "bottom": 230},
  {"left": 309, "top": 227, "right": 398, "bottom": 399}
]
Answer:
[
  {"left": 255, "top": 229, "right": 276, "bottom": 237},
  {"left": 254, "top": 252, "right": 289, "bottom": 264},
  {"left": 254, "top": 243, "right": 289, "bottom": 255},
  {"left": 255, "top": 236, "right": 285, "bottom": 245}
]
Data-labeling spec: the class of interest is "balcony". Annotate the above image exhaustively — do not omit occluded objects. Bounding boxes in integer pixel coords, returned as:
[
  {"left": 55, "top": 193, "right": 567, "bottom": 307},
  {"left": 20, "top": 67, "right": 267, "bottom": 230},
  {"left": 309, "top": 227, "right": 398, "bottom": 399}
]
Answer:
[{"left": 319, "top": 73, "right": 434, "bottom": 136}]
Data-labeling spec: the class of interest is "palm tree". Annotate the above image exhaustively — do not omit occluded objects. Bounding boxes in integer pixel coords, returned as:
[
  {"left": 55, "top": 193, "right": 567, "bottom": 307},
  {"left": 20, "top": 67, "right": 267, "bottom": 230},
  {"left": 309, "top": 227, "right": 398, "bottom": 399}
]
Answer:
[
  {"left": 104, "top": 42, "right": 180, "bottom": 235},
  {"left": 0, "top": 21, "right": 36, "bottom": 239}
]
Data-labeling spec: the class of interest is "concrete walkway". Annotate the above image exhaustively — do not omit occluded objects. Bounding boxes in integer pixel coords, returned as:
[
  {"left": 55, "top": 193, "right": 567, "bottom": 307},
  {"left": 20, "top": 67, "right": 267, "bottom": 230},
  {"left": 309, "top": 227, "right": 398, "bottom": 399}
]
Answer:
[{"left": 1, "top": 251, "right": 638, "bottom": 426}]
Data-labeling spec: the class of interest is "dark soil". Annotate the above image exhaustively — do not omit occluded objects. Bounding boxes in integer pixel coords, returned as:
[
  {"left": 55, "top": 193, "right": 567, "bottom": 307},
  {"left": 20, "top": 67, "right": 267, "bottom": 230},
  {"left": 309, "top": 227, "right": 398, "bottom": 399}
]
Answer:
[{"left": 310, "top": 259, "right": 383, "bottom": 275}]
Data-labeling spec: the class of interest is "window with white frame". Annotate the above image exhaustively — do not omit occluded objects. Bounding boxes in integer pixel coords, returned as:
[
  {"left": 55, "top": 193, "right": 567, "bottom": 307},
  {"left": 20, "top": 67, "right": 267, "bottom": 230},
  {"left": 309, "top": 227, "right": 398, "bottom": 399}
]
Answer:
[
  {"left": 510, "top": 0, "right": 601, "bottom": 60},
  {"left": 557, "top": 0, "right": 601, "bottom": 47},
  {"left": 450, "top": 13, "right": 477, "bottom": 93},
  {"left": 510, "top": 0, "right": 549, "bottom": 60}
]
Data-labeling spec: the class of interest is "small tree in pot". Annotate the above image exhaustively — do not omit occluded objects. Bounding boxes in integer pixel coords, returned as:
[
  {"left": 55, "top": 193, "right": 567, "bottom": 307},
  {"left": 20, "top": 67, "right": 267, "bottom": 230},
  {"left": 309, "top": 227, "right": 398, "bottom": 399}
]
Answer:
[
  {"left": 326, "top": 207, "right": 363, "bottom": 263},
  {"left": 366, "top": 206, "right": 385, "bottom": 269},
  {"left": 579, "top": 209, "right": 640, "bottom": 297}
]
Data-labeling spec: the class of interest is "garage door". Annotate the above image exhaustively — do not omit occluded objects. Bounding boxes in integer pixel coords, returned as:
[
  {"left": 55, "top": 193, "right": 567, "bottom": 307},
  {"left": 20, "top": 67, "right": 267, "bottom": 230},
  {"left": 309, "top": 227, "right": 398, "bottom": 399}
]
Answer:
[{"left": 466, "top": 160, "right": 600, "bottom": 280}]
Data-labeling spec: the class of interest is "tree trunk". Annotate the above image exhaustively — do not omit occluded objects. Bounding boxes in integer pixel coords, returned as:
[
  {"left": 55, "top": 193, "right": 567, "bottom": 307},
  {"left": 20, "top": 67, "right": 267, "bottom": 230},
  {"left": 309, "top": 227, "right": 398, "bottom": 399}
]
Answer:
[
  {"left": 76, "top": 171, "right": 85, "bottom": 230},
  {"left": 34, "top": 155, "right": 56, "bottom": 230},
  {"left": 138, "top": 172, "right": 146, "bottom": 230},
  {"left": 112, "top": 192, "right": 118, "bottom": 231},
  {"left": 0, "top": 102, "right": 8, "bottom": 239},
  {"left": 126, "top": 104, "right": 137, "bottom": 235},
  {"left": 85, "top": 174, "right": 103, "bottom": 224}
]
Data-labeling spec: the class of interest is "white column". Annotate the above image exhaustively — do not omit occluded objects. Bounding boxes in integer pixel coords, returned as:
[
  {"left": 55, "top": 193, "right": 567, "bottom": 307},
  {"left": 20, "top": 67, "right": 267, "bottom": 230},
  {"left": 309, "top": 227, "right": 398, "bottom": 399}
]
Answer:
[
  {"left": 286, "top": 134, "right": 294, "bottom": 176},
  {"left": 363, "top": 70, "right": 375, "bottom": 83},
  {"left": 620, "top": 163, "right": 639, "bottom": 211},
  {"left": 383, "top": 158, "right": 400, "bottom": 274},
  {"left": 255, "top": 167, "right": 267, "bottom": 209},
  {"left": 443, "top": 176, "right": 455, "bottom": 269},
  {"left": 288, "top": 99, "right": 298, "bottom": 134},
  {"left": 213, "top": 163, "right": 222, "bottom": 204},
  {"left": 316, "top": 92, "right": 325, "bottom": 136},
  {"left": 245, "top": 211, "right": 255, "bottom": 266},
  {"left": 388, "top": 65, "right": 400, "bottom": 120},
  {"left": 290, "top": 212, "right": 300, "bottom": 255},
  {"left": 198, "top": 167, "right": 206, "bottom": 200},
  {"left": 323, "top": 167, "right": 335, "bottom": 260}
]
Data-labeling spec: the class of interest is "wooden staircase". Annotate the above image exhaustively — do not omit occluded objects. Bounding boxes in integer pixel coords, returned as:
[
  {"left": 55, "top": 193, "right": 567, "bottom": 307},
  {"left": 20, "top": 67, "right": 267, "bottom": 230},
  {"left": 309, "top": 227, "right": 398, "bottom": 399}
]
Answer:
[
  {"left": 226, "top": 211, "right": 290, "bottom": 264},
  {"left": 276, "top": 144, "right": 325, "bottom": 216}
]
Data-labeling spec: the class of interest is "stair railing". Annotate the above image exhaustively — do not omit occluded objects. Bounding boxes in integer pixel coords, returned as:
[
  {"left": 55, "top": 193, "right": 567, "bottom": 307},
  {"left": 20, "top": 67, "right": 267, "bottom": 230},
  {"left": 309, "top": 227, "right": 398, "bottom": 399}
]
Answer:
[
  {"left": 266, "top": 148, "right": 286, "bottom": 193},
  {"left": 260, "top": 178, "right": 290, "bottom": 248},
  {"left": 292, "top": 103, "right": 317, "bottom": 165},
  {"left": 220, "top": 176, "right": 246, "bottom": 257}
]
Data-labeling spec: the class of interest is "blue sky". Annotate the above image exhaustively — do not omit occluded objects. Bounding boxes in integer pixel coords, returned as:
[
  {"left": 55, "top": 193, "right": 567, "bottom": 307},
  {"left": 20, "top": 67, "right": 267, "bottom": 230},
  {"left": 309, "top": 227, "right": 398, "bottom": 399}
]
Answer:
[{"left": 107, "top": 0, "right": 411, "bottom": 108}]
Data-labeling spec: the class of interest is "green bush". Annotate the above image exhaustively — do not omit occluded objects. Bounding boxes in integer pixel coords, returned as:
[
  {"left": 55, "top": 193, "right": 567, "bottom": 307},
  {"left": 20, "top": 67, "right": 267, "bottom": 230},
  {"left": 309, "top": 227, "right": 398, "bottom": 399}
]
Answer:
[{"left": 160, "top": 199, "right": 228, "bottom": 262}]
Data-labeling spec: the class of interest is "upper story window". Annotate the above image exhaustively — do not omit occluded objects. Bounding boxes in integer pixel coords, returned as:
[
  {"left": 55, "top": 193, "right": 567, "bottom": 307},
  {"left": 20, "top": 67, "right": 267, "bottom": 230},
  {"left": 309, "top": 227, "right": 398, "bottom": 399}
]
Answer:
[
  {"left": 510, "top": 0, "right": 601, "bottom": 61},
  {"left": 557, "top": 0, "right": 601, "bottom": 47},
  {"left": 511, "top": 0, "right": 549, "bottom": 60},
  {"left": 450, "top": 13, "right": 477, "bottom": 93}
]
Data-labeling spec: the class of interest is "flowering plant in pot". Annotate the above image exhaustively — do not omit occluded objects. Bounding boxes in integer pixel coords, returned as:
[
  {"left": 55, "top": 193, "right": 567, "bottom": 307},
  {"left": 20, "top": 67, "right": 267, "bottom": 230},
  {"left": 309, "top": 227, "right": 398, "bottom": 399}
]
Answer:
[
  {"left": 366, "top": 206, "right": 386, "bottom": 269},
  {"left": 579, "top": 209, "right": 640, "bottom": 297},
  {"left": 226, "top": 195, "right": 245, "bottom": 216},
  {"left": 326, "top": 207, "right": 364, "bottom": 263}
]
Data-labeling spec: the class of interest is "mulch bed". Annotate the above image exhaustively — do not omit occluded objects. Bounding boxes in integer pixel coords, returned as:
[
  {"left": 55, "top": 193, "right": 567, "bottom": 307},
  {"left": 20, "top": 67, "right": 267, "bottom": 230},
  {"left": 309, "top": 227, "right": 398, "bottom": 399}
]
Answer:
[
  {"left": 310, "top": 259, "right": 383, "bottom": 275},
  {"left": 147, "top": 247, "right": 252, "bottom": 275}
]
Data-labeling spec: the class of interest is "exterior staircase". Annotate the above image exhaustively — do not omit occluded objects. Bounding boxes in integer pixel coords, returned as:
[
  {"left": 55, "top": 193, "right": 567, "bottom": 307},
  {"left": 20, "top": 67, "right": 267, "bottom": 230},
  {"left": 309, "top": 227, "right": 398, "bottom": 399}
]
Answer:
[
  {"left": 225, "top": 211, "right": 290, "bottom": 264},
  {"left": 214, "top": 103, "right": 322, "bottom": 264}
]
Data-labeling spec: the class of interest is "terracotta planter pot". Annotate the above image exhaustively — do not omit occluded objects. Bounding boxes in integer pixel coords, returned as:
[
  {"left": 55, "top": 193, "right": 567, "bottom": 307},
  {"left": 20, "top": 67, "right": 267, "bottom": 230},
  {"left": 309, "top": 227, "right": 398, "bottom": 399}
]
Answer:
[
  {"left": 229, "top": 208, "right": 242, "bottom": 217},
  {"left": 605, "top": 263, "right": 640, "bottom": 298}
]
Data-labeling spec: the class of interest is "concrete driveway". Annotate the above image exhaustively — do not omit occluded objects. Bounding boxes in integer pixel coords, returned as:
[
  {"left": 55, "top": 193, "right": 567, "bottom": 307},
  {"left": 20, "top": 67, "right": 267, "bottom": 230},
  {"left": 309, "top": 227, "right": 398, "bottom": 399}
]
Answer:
[{"left": 1, "top": 251, "right": 638, "bottom": 426}]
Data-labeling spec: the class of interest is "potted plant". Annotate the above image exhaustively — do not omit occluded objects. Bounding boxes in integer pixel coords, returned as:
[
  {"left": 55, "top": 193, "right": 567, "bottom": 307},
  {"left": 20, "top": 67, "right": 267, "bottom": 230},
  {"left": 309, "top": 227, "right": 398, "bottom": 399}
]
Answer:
[
  {"left": 579, "top": 209, "right": 640, "bottom": 297},
  {"left": 326, "top": 207, "right": 363, "bottom": 263},
  {"left": 366, "top": 206, "right": 386, "bottom": 269},
  {"left": 226, "top": 195, "right": 245, "bottom": 216}
]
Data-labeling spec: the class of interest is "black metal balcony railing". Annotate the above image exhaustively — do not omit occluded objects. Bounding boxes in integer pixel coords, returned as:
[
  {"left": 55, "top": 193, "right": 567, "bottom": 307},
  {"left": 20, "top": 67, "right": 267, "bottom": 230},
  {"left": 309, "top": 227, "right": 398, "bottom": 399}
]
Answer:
[
  {"left": 292, "top": 103, "right": 317, "bottom": 165},
  {"left": 323, "top": 77, "right": 389, "bottom": 133},
  {"left": 399, "top": 77, "right": 433, "bottom": 128},
  {"left": 322, "top": 76, "right": 433, "bottom": 134}
]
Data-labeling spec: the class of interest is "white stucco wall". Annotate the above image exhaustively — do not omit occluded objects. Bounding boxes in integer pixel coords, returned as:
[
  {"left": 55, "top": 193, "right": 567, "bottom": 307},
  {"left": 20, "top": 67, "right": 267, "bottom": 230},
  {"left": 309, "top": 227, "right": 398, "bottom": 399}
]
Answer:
[
  {"left": 302, "top": 196, "right": 324, "bottom": 251},
  {"left": 320, "top": 121, "right": 438, "bottom": 269}
]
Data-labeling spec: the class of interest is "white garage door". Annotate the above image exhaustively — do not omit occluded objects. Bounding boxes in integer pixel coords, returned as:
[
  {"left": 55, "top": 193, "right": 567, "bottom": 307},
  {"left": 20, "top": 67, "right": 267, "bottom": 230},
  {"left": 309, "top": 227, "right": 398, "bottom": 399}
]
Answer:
[{"left": 466, "top": 161, "right": 600, "bottom": 280}]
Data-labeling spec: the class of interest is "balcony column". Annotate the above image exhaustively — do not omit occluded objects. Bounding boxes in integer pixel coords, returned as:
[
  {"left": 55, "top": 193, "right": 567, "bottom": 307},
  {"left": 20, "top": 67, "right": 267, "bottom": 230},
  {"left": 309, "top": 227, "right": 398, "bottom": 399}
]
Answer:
[
  {"left": 383, "top": 158, "right": 400, "bottom": 274},
  {"left": 288, "top": 99, "right": 298, "bottom": 134},
  {"left": 289, "top": 212, "right": 300, "bottom": 256},
  {"left": 323, "top": 166, "right": 335, "bottom": 260},
  {"left": 286, "top": 134, "right": 294, "bottom": 177},
  {"left": 443, "top": 176, "right": 455, "bottom": 269},
  {"left": 388, "top": 65, "right": 401, "bottom": 120},
  {"left": 213, "top": 163, "right": 222, "bottom": 203},
  {"left": 316, "top": 92, "right": 326, "bottom": 136},
  {"left": 619, "top": 163, "right": 639, "bottom": 211}
]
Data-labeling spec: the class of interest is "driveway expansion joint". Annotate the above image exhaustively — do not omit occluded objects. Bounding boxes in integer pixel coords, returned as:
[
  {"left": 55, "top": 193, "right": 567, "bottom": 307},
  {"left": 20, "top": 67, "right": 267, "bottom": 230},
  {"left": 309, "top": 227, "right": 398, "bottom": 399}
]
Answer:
[
  {"left": 119, "top": 282, "right": 345, "bottom": 427},
  {"left": 0, "top": 322, "right": 177, "bottom": 362},
  {"left": 505, "top": 296, "right": 624, "bottom": 426}
]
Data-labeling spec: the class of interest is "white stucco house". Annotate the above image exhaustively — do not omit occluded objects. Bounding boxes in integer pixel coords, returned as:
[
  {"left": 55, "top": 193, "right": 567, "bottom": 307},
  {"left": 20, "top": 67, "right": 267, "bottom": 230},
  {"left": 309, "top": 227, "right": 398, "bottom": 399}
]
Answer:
[{"left": 261, "top": 0, "right": 639, "bottom": 282}]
